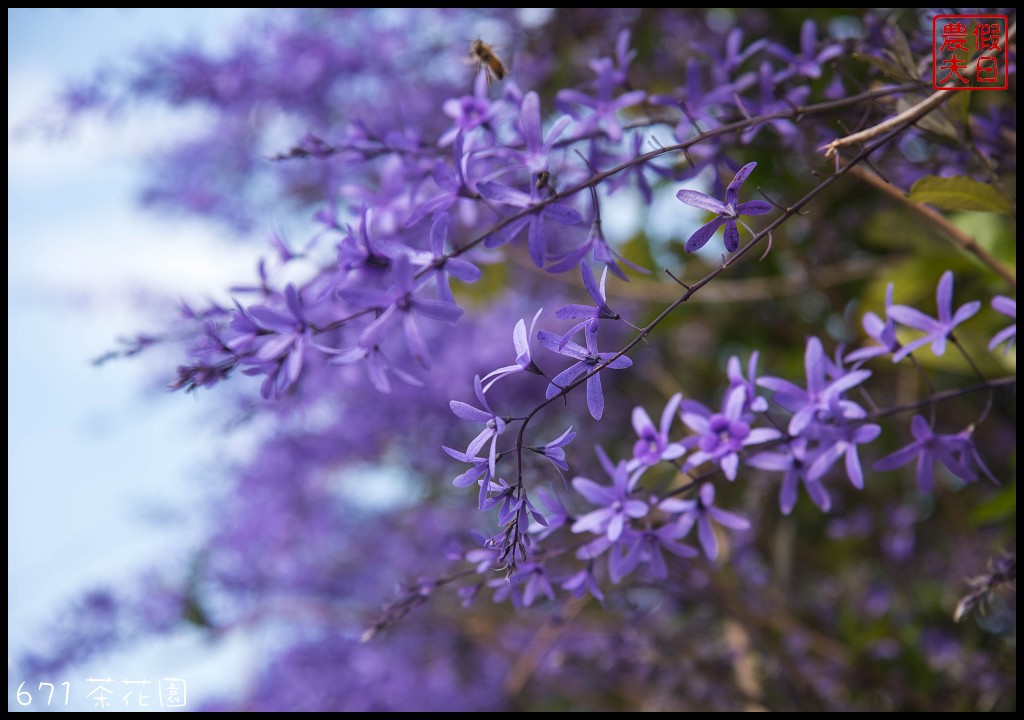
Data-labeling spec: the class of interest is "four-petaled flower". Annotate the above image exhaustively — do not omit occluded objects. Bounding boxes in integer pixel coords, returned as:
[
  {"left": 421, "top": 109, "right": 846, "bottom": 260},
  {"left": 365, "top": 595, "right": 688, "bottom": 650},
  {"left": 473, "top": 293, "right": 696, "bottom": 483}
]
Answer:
[
  {"left": 873, "top": 415, "right": 982, "bottom": 493},
  {"left": 681, "top": 386, "right": 780, "bottom": 481},
  {"left": 887, "top": 271, "right": 981, "bottom": 362},
  {"left": 337, "top": 254, "right": 463, "bottom": 369},
  {"left": 676, "top": 161, "right": 772, "bottom": 253},
  {"left": 571, "top": 447, "right": 648, "bottom": 542},
  {"left": 627, "top": 392, "right": 685, "bottom": 471},
  {"left": 538, "top": 320, "right": 633, "bottom": 420},
  {"left": 660, "top": 483, "right": 750, "bottom": 561}
]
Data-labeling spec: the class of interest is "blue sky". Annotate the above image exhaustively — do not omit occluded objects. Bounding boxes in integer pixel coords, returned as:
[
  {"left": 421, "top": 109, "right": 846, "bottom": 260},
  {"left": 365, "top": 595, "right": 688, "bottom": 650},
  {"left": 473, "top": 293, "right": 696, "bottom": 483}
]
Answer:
[{"left": 8, "top": 9, "right": 264, "bottom": 710}]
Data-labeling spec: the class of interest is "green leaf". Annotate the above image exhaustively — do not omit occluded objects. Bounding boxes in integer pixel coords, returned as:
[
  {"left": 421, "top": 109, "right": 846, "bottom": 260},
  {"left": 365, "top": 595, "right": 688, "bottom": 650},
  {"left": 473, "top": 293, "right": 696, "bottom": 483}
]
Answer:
[
  {"left": 896, "top": 94, "right": 960, "bottom": 140},
  {"left": 908, "top": 175, "right": 1013, "bottom": 214},
  {"left": 969, "top": 483, "right": 1016, "bottom": 526},
  {"left": 853, "top": 52, "right": 914, "bottom": 81}
]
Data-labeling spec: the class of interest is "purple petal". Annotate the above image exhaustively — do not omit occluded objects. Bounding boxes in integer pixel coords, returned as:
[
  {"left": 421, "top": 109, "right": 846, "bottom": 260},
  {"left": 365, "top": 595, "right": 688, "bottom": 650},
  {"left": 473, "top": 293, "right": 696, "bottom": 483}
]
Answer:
[
  {"left": 543, "top": 203, "right": 583, "bottom": 225},
  {"left": 736, "top": 200, "right": 772, "bottom": 215},
  {"left": 726, "top": 162, "right": 757, "bottom": 204},
  {"left": 414, "top": 296, "right": 464, "bottom": 323},
  {"left": 445, "top": 257, "right": 482, "bottom": 283},
  {"left": 572, "top": 477, "right": 616, "bottom": 506},
  {"left": 477, "top": 181, "right": 531, "bottom": 207},
  {"left": 450, "top": 401, "right": 491, "bottom": 424},
  {"left": 675, "top": 189, "right": 727, "bottom": 214},
  {"left": 723, "top": 220, "right": 740, "bottom": 252},
  {"left": 587, "top": 372, "right": 605, "bottom": 420},
  {"left": 527, "top": 216, "right": 546, "bottom": 267},
  {"left": 430, "top": 212, "right": 449, "bottom": 255},
  {"left": 519, "top": 91, "right": 542, "bottom": 152},
  {"left": 684, "top": 216, "right": 727, "bottom": 252}
]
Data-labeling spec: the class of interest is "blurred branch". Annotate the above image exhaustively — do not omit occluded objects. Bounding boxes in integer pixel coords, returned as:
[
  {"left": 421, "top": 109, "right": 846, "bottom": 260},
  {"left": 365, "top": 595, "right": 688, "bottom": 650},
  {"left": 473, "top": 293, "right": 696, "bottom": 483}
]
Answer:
[{"left": 849, "top": 165, "right": 1016, "bottom": 290}]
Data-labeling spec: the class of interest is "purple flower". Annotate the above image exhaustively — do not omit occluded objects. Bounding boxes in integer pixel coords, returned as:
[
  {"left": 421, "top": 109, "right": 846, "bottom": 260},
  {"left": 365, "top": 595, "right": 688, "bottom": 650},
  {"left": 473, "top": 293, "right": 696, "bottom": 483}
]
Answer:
[
  {"left": 805, "top": 414, "right": 882, "bottom": 490},
  {"left": 532, "top": 487, "right": 570, "bottom": 540},
  {"left": 561, "top": 565, "right": 605, "bottom": 602},
  {"left": 768, "top": 20, "right": 843, "bottom": 81},
  {"left": 627, "top": 392, "right": 685, "bottom": 470},
  {"left": 726, "top": 351, "right": 768, "bottom": 413},
  {"left": 887, "top": 271, "right": 981, "bottom": 362},
  {"left": 552, "top": 264, "right": 624, "bottom": 347},
  {"left": 556, "top": 263, "right": 622, "bottom": 325},
  {"left": 439, "top": 72, "right": 496, "bottom": 147},
  {"left": 320, "top": 342, "right": 423, "bottom": 395},
  {"left": 417, "top": 212, "right": 481, "bottom": 305},
  {"left": 514, "top": 90, "right": 573, "bottom": 174},
  {"left": 681, "top": 386, "right": 781, "bottom": 481},
  {"left": 660, "top": 483, "right": 750, "bottom": 561},
  {"left": 538, "top": 320, "right": 633, "bottom": 420},
  {"left": 449, "top": 375, "right": 507, "bottom": 479},
  {"left": 520, "top": 564, "right": 557, "bottom": 607},
  {"left": 337, "top": 254, "right": 463, "bottom": 369},
  {"left": 529, "top": 426, "right": 577, "bottom": 480},
  {"left": 242, "top": 284, "right": 312, "bottom": 398},
  {"left": 555, "top": 57, "right": 646, "bottom": 143},
  {"left": 442, "top": 445, "right": 494, "bottom": 511},
  {"left": 608, "top": 524, "right": 697, "bottom": 583},
  {"left": 988, "top": 296, "right": 1016, "bottom": 353},
  {"left": 873, "top": 416, "right": 980, "bottom": 493},
  {"left": 675, "top": 162, "right": 772, "bottom": 253},
  {"left": 758, "top": 336, "right": 871, "bottom": 437},
  {"left": 571, "top": 447, "right": 648, "bottom": 542},
  {"left": 405, "top": 134, "right": 475, "bottom": 228},
  {"left": 480, "top": 308, "right": 543, "bottom": 392},
  {"left": 478, "top": 181, "right": 583, "bottom": 267},
  {"left": 846, "top": 283, "right": 901, "bottom": 365},
  {"left": 735, "top": 62, "right": 809, "bottom": 144},
  {"left": 747, "top": 438, "right": 831, "bottom": 515},
  {"left": 545, "top": 210, "right": 647, "bottom": 281}
]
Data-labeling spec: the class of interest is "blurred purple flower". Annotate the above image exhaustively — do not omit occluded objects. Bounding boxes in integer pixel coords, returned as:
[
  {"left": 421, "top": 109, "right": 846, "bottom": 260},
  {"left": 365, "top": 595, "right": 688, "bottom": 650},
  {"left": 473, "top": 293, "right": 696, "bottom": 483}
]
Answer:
[
  {"left": 873, "top": 415, "right": 982, "bottom": 492},
  {"left": 478, "top": 181, "right": 582, "bottom": 267},
  {"left": 417, "top": 212, "right": 481, "bottom": 305},
  {"left": 768, "top": 20, "right": 843, "bottom": 81},
  {"left": 747, "top": 438, "right": 831, "bottom": 515},
  {"left": 660, "top": 483, "right": 750, "bottom": 561},
  {"left": 627, "top": 392, "right": 685, "bottom": 471},
  {"left": 726, "top": 351, "right": 769, "bottom": 413},
  {"left": 988, "top": 295, "right": 1016, "bottom": 353},
  {"left": 514, "top": 90, "right": 572, "bottom": 174},
  {"left": 608, "top": 524, "right": 697, "bottom": 583},
  {"left": 846, "top": 283, "right": 901, "bottom": 365},
  {"left": 481, "top": 308, "right": 543, "bottom": 392},
  {"left": 338, "top": 254, "right": 463, "bottom": 368},
  {"left": 555, "top": 56, "right": 646, "bottom": 143},
  {"left": 888, "top": 271, "right": 981, "bottom": 362}
]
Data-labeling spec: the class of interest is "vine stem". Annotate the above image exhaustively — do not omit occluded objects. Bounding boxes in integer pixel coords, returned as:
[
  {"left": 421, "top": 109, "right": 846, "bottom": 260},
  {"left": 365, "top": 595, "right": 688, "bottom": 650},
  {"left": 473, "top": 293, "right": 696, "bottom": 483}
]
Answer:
[{"left": 821, "top": 22, "right": 1017, "bottom": 157}]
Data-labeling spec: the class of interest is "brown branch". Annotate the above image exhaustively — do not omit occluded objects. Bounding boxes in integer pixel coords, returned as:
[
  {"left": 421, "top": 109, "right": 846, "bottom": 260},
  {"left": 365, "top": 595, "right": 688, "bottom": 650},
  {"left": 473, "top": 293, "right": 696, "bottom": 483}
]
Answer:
[
  {"left": 822, "top": 22, "right": 1017, "bottom": 157},
  {"left": 848, "top": 165, "right": 1016, "bottom": 290}
]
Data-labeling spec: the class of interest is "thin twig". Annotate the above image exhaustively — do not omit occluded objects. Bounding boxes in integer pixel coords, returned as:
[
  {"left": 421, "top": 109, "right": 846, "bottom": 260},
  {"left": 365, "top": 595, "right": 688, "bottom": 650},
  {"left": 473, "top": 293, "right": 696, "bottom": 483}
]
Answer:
[{"left": 822, "top": 22, "right": 1017, "bottom": 157}]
